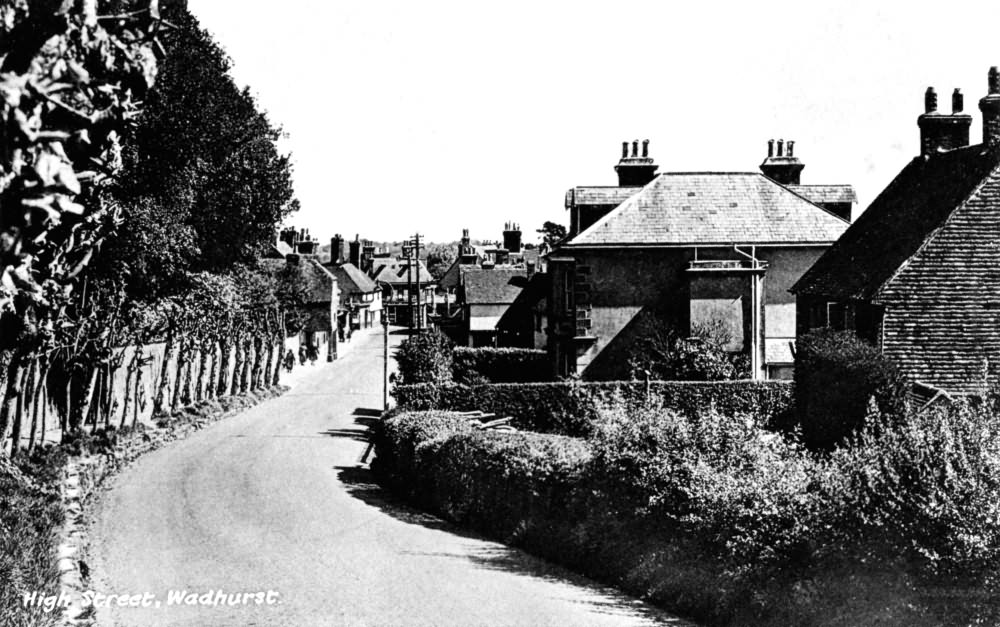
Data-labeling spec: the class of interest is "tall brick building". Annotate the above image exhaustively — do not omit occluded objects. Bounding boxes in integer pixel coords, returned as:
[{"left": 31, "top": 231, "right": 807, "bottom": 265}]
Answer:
[{"left": 793, "top": 68, "right": 1000, "bottom": 396}]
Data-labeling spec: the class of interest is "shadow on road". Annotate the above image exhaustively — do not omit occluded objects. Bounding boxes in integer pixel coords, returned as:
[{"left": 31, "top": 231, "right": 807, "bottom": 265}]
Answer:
[
  {"left": 320, "top": 409, "right": 380, "bottom": 443},
  {"left": 334, "top": 465, "right": 688, "bottom": 626}
]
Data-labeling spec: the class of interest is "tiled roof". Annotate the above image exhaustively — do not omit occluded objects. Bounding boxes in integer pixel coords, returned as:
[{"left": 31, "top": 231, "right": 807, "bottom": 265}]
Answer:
[
  {"left": 566, "top": 186, "right": 642, "bottom": 207},
  {"left": 331, "top": 262, "right": 376, "bottom": 294},
  {"left": 786, "top": 184, "right": 857, "bottom": 205},
  {"left": 461, "top": 267, "right": 527, "bottom": 305},
  {"left": 372, "top": 259, "right": 435, "bottom": 285},
  {"left": 259, "top": 257, "right": 336, "bottom": 304},
  {"left": 565, "top": 173, "right": 849, "bottom": 247},
  {"left": 792, "top": 145, "right": 1000, "bottom": 300}
]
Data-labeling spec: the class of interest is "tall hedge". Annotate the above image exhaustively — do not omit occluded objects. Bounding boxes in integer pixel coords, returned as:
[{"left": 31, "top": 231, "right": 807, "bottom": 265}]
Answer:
[
  {"left": 451, "top": 347, "right": 550, "bottom": 384},
  {"left": 392, "top": 380, "right": 793, "bottom": 436},
  {"left": 394, "top": 329, "right": 454, "bottom": 385},
  {"left": 794, "top": 328, "right": 908, "bottom": 449}
]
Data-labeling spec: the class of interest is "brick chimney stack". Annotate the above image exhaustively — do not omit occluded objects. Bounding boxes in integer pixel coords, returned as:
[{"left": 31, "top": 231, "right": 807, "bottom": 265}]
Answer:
[
  {"left": 980, "top": 67, "right": 1000, "bottom": 149},
  {"left": 919, "top": 86, "right": 971, "bottom": 156},
  {"left": 614, "top": 138, "right": 658, "bottom": 187},
  {"left": 330, "top": 234, "right": 345, "bottom": 264},
  {"left": 348, "top": 234, "right": 361, "bottom": 267},
  {"left": 502, "top": 221, "right": 522, "bottom": 253},
  {"left": 759, "top": 138, "right": 805, "bottom": 185}
]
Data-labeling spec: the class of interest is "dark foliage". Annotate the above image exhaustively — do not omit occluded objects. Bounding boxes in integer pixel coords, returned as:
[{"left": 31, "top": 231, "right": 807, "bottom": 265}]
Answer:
[
  {"left": 392, "top": 379, "right": 793, "bottom": 436},
  {"left": 394, "top": 329, "right": 454, "bottom": 385},
  {"left": 451, "top": 347, "right": 550, "bottom": 384},
  {"left": 794, "top": 328, "right": 908, "bottom": 448}
]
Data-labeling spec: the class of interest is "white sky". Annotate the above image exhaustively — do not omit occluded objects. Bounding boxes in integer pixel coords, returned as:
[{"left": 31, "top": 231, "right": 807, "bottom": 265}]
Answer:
[{"left": 188, "top": 0, "right": 1000, "bottom": 244}]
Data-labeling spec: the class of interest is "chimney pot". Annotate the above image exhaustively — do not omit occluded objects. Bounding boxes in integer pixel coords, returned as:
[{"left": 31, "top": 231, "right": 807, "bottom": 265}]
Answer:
[
  {"left": 641, "top": 139, "right": 649, "bottom": 158},
  {"left": 767, "top": 139, "right": 774, "bottom": 157},
  {"left": 621, "top": 141, "right": 628, "bottom": 159},
  {"left": 953, "top": 88, "right": 964, "bottom": 113},
  {"left": 631, "top": 140, "right": 639, "bottom": 158},
  {"left": 776, "top": 139, "right": 784, "bottom": 157},
  {"left": 925, "top": 86, "right": 938, "bottom": 113},
  {"left": 787, "top": 140, "right": 795, "bottom": 157},
  {"left": 990, "top": 67, "right": 1000, "bottom": 95}
]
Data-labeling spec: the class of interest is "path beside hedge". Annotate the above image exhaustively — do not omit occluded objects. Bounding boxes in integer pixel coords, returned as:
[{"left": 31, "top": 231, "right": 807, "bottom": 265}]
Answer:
[{"left": 88, "top": 329, "right": 689, "bottom": 626}]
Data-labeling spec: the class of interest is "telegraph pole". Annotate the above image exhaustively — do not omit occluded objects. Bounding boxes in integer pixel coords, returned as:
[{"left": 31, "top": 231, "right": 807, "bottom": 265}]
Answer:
[
  {"left": 414, "top": 232, "right": 422, "bottom": 331},
  {"left": 383, "top": 311, "right": 389, "bottom": 410}
]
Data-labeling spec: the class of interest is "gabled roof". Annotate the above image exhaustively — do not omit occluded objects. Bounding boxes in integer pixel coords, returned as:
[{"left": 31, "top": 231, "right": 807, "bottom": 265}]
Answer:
[
  {"left": 497, "top": 272, "right": 548, "bottom": 329},
  {"left": 372, "top": 259, "right": 435, "bottom": 285},
  {"left": 260, "top": 257, "right": 336, "bottom": 304},
  {"left": 330, "top": 262, "right": 376, "bottom": 294},
  {"left": 792, "top": 145, "right": 1000, "bottom": 300},
  {"left": 564, "top": 173, "right": 849, "bottom": 247},
  {"left": 786, "top": 184, "right": 857, "bottom": 205},
  {"left": 461, "top": 267, "right": 527, "bottom": 305}
]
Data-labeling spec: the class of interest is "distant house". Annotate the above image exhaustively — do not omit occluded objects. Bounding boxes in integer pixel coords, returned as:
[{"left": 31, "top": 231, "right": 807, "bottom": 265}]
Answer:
[
  {"left": 325, "top": 234, "right": 382, "bottom": 333},
  {"left": 260, "top": 253, "right": 339, "bottom": 361},
  {"left": 496, "top": 270, "right": 548, "bottom": 349},
  {"left": 549, "top": 139, "right": 852, "bottom": 380},
  {"left": 458, "top": 266, "right": 528, "bottom": 347},
  {"left": 793, "top": 71, "right": 1000, "bottom": 396},
  {"left": 371, "top": 257, "right": 436, "bottom": 326}
]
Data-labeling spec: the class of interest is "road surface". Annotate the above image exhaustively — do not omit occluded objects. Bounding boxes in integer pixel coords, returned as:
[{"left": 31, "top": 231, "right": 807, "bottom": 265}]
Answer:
[{"left": 89, "top": 329, "right": 691, "bottom": 626}]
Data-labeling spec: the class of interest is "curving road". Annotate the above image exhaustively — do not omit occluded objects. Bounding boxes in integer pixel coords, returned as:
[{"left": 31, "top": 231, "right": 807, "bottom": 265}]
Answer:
[{"left": 89, "top": 329, "right": 692, "bottom": 627}]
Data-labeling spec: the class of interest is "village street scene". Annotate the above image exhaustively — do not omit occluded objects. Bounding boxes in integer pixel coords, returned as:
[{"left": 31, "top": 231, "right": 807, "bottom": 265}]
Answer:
[{"left": 6, "top": 2, "right": 1000, "bottom": 627}]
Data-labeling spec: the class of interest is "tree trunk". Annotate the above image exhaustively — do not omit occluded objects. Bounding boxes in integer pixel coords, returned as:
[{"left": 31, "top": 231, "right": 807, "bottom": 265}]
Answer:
[
  {"left": 272, "top": 311, "right": 286, "bottom": 387},
  {"left": 216, "top": 338, "right": 230, "bottom": 398},
  {"left": 9, "top": 359, "right": 33, "bottom": 457},
  {"left": 28, "top": 360, "right": 46, "bottom": 452},
  {"left": 195, "top": 341, "right": 209, "bottom": 402},
  {"left": 239, "top": 337, "right": 252, "bottom": 394},
  {"left": 70, "top": 367, "right": 98, "bottom": 435},
  {"left": 170, "top": 335, "right": 189, "bottom": 413},
  {"left": 1, "top": 356, "right": 26, "bottom": 453},
  {"left": 153, "top": 327, "right": 175, "bottom": 416},
  {"left": 132, "top": 364, "right": 142, "bottom": 427},
  {"left": 230, "top": 332, "right": 244, "bottom": 397},
  {"left": 120, "top": 352, "right": 135, "bottom": 428},
  {"left": 206, "top": 341, "right": 219, "bottom": 400},
  {"left": 251, "top": 334, "right": 264, "bottom": 391}
]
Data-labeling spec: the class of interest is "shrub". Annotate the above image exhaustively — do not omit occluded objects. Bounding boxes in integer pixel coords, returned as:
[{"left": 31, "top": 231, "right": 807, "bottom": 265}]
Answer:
[
  {"left": 794, "top": 328, "right": 908, "bottom": 449},
  {"left": 628, "top": 317, "right": 748, "bottom": 381},
  {"left": 394, "top": 329, "right": 454, "bottom": 385},
  {"left": 451, "top": 347, "right": 550, "bottom": 384},
  {"left": 371, "top": 410, "right": 475, "bottom": 498},
  {"left": 392, "top": 380, "right": 793, "bottom": 436}
]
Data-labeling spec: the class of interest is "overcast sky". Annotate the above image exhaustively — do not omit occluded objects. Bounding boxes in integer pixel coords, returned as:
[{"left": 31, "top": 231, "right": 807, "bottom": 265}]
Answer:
[{"left": 187, "top": 0, "right": 1000, "bottom": 244}]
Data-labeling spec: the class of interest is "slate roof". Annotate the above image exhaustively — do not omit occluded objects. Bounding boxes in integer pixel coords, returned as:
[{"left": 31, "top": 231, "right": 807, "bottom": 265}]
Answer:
[
  {"left": 371, "top": 259, "right": 435, "bottom": 285},
  {"left": 330, "top": 262, "right": 376, "bottom": 294},
  {"left": 792, "top": 145, "right": 1000, "bottom": 300},
  {"left": 461, "top": 267, "right": 527, "bottom": 305},
  {"left": 566, "top": 186, "right": 642, "bottom": 207},
  {"left": 786, "top": 184, "right": 857, "bottom": 205},
  {"left": 564, "top": 173, "right": 849, "bottom": 247}
]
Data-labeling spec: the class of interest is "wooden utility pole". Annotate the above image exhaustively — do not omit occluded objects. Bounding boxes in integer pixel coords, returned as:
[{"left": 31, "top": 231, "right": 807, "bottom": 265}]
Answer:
[
  {"left": 382, "top": 311, "right": 389, "bottom": 410},
  {"left": 414, "top": 232, "right": 422, "bottom": 331}
]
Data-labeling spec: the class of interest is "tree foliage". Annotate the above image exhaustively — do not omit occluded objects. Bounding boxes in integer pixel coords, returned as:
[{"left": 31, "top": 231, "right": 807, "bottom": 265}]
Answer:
[
  {"left": 537, "top": 221, "right": 567, "bottom": 247},
  {"left": 627, "top": 315, "right": 748, "bottom": 381}
]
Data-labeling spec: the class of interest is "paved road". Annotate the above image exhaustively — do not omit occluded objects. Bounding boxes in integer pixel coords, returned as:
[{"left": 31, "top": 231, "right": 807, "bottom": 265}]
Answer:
[{"left": 90, "top": 329, "right": 690, "bottom": 626}]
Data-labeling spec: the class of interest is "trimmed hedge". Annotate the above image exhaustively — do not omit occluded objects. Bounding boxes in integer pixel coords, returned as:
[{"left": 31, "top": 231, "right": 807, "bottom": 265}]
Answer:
[
  {"left": 451, "top": 347, "right": 550, "bottom": 384},
  {"left": 374, "top": 407, "right": 1000, "bottom": 626},
  {"left": 392, "top": 380, "right": 793, "bottom": 436}
]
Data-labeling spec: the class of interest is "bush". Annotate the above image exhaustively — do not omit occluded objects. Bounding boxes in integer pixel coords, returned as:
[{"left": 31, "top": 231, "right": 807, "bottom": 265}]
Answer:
[
  {"left": 628, "top": 317, "right": 749, "bottom": 381},
  {"left": 392, "top": 380, "right": 793, "bottom": 436},
  {"left": 374, "top": 398, "right": 1000, "bottom": 625},
  {"left": 394, "top": 329, "right": 454, "bottom": 385},
  {"left": 371, "top": 410, "right": 475, "bottom": 498},
  {"left": 794, "top": 328, "right": 908, "bottom": 449},
  {"left": 451, "top": 347, "right": 550, "bottom": 384}
]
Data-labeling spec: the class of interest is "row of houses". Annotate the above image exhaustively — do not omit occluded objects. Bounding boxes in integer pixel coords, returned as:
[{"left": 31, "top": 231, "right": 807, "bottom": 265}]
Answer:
[{"left": 455, "top": 66, "right": 1000, "bottom": 398}]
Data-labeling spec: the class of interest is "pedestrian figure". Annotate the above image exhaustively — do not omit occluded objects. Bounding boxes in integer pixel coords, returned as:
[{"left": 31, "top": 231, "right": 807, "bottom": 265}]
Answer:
[
  {"left": 284, "top": 348, "right": 295, "bottom": 373},
  {"left": 298, "top": 344, "right": 307, "bottom": 366},
  {"left": 307, "top": 342, "right": 318, "bottom": 365}
]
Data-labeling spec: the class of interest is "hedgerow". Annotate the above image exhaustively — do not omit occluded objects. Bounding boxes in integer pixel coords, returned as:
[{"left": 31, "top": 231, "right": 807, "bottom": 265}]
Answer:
[
  {"left": 451, "top": 347, "right": 550, "bottom": 384},
  {"left": 392, "top": 380, "right": 793, "bottom": 436},
  {"left": 373, "top": 402, "right": 1000, "bottom": 626}
]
